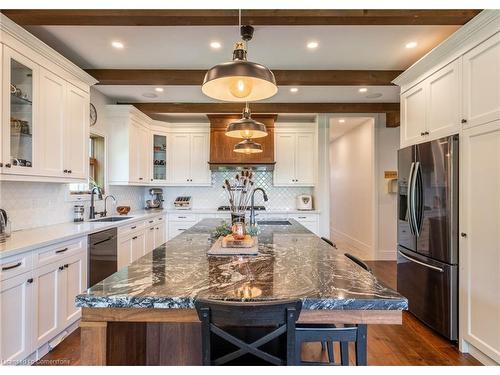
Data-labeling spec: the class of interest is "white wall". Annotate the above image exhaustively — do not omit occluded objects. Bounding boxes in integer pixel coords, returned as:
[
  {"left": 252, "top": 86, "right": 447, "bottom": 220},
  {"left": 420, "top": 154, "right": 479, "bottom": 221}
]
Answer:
[{"left": 329, "top": 119, "right": 375, "bottom": 259}]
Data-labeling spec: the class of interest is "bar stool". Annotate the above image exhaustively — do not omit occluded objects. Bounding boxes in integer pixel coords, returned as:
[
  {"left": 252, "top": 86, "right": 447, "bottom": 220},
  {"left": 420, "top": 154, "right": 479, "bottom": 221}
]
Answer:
[
  {"left": 195, "top": 298, "right": 302, "bottom": 365},
  {"left": 320, "top": 237, "right": 337, "bottom": 248}
]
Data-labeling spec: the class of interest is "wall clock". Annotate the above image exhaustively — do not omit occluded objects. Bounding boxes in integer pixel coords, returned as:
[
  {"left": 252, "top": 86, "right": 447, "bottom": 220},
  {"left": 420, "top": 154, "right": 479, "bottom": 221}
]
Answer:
[{"left": 90, "top": 103, "right": 97, "bottom": 127}]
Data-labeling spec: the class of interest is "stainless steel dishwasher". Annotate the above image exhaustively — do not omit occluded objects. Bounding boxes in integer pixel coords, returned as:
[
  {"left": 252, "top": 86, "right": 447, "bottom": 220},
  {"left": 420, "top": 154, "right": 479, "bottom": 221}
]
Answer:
[{"left": 88, "top": 227, "right": 117, "bottom": 288}]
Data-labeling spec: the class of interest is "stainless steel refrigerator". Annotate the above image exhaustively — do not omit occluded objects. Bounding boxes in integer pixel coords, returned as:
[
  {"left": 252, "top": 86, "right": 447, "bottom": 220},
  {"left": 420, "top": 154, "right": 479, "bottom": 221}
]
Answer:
[{"left": 397, "top": 135, "right": 458, "bottom": 340}]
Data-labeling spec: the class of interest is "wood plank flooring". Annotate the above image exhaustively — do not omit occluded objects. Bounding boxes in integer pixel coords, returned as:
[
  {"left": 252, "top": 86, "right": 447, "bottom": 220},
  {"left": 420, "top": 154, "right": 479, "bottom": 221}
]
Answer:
[{"left": 36, "top": 261, "right": 481, "bottom": 366}]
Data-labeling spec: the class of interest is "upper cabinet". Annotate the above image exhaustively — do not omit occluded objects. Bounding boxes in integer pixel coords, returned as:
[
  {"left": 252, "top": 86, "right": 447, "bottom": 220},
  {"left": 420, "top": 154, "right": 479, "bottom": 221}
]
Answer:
[
  {"left": 400, "top": 59, "right": 460, "bottom": 147},
  {"left": 462, "top": 33, "right": 500, "bottom": 129},
  {"left": 274, "top": 124, "right": 317, "bottom": 186},
  {"left": 0, "top": 15, "right": 97, "bottom": 182},
  {"left": 151, "top": 132, "right": 168, "bottom": 183},
  {"left": 169, "top": 131, "right": 211, "bottom": 185}
]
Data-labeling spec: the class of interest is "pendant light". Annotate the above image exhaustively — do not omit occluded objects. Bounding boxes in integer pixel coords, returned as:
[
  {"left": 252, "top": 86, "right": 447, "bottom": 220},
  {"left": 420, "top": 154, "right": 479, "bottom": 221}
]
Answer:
[
  {"left": 202, "top": 11, "right": 278, "bottom": 102},
  {"left": 225, "top": 104, "right": 267, "bottom": 139},
  {"left": 233, "top": 138, "right": 263, "bottom": 154}
]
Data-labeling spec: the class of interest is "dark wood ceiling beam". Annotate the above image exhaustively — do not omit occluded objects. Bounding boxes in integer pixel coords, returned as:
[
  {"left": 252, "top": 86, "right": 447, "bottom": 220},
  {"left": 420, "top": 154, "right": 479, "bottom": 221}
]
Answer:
[
  {"left": 129, "top": 102, "right": 400, "bottom": 114},
  {"left": 85, "top": 69, "right": 403, "bottom": 86},
  {"left": 1, "top": 9, "right": 481, "bottom": 26}
]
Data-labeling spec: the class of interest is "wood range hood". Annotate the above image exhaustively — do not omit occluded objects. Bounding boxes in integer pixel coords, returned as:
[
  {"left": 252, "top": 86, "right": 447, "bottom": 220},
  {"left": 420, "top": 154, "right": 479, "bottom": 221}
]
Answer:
[{"left": 207, "top": 114, "right": 277, "bottom": 171}]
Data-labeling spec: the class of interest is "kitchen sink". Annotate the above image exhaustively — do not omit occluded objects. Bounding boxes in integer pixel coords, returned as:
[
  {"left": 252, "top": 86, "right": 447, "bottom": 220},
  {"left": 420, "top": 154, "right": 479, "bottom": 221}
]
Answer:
[
  {"left": 91, "top": 216, "right": 134, "bottom": 222},
  {"left": 257, "top": 220, "right": 292, "bottom": 226}
]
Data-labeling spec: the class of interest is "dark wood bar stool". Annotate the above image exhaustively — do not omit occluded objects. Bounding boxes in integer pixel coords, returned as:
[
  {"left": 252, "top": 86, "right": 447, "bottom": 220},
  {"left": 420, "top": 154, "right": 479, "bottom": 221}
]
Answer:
[{"left": 195, "top": 298, "right": 302, "bottom": 365}]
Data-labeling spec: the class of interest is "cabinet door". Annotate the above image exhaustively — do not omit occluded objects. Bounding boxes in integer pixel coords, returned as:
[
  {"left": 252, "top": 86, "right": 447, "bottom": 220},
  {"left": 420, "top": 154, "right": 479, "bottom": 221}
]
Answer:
[
  {"left": 401, "top": 82, "right": 427, "bottom": 146},
  {"left": 117, "top": 236, "right": 132, "bottom": 269},
  {"left": 60, "top": 252, "right": 87, "bottom": 327},
  {"left": 170, "top": 134, "right": 191, "bottom": 183},
  {"left": 0, "top": 273, "right": 33, "bottom": 364},
  {"left": 64, "top": 85, "right": 89, "bottom": 179},
  {"left": 427, "top": 60, "right": 461, "bottom": 139},
  {"left": 294, "top": 133, "right": 315, "bottom": 185},
  {"left": 131, "top": 231, "right": 146, "bottom": 262},
  {"left": 463, "top": 33, "right": 500, "bottom": 129},
  {"left": 38, "top": 68, "right": 65, "bottom": 177},
  {"left": 136, "top": 125, "right": 150, "bottom": 183},
  {"left": 155, "top": 223, "right": 166, "bottom": 248},
  {"left": 152, "top": 133, "right": 168, "bottom": 183},
  {"left": 146, "top": 225, "right": 156, "bottom": 253},
  {"left": 460, "top": 120, "right": 500, "bottom": 362},
  {"left": 128, "top": 122, "right": 140, "bottom": 182},
  {"left": 274, "top": 133, "right": 296, "bottom": 185},
  {"left": 2, "top": 46, "right": 38, "bottom": 175},
  {"left": 33, "top": 262, "right": 62, "bottom": 347},
  {"left": 189, "top": 133, "right": 210, "bottom": 184}
]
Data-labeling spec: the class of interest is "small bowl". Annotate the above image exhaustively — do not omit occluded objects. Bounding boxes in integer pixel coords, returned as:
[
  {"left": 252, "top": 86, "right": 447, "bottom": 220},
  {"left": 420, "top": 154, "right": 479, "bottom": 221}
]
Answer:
[{"left": 116, "top": 206, "right": 131, "bottom": 215}]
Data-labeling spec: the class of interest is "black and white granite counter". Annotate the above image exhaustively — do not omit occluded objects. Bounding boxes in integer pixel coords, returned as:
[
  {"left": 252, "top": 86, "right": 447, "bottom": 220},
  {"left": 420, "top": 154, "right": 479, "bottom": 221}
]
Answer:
[{"left": 76, "top": 219, "right": 407, "bottom": 311}]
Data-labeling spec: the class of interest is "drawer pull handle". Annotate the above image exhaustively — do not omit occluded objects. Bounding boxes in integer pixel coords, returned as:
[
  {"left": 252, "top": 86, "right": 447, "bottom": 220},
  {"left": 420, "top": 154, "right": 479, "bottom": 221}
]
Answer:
[
  {"left": 132, "top": 236, "right": 138, "bottom": 240},
  {"left": 298, "top": 217, "right": 306, "bottom": 219},
  {"left": 178, "top": 229, "right": 186, "bottom": 231},
  {"left": 150, "top": 227, "right": 155, "bottom": 231},
  {"left": 131, "top": 226, "right": 137, "bottom": 229},
  {"left": 55, "top": 247, "right": 69, "bottom": 254},
  {"left": 2, "top": 262, "right": 22, "bottom": 271},
  {"left": 64, "top": 264, "right": 69, "bottom": 268},
  {"left": 178, "top": 216, "right": 187, "bottom": 219},
  {"left": 27, "top": 278, "right": 33, "bottom": 284},
  {"left": 149, "top": 220, "right": 154, "bottom": 223},
  {"left": 158, "top": 218, "right": 163, "bottom": 220}
]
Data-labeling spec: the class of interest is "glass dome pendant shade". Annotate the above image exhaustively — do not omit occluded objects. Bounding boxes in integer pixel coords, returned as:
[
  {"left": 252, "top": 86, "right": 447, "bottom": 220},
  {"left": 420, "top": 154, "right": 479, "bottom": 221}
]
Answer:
[
  {"left": 202, "top": 26, "right": 278, "bottom": 102},
  {"left": 225, "top": 105, "right": 268, "bottom": 139}
]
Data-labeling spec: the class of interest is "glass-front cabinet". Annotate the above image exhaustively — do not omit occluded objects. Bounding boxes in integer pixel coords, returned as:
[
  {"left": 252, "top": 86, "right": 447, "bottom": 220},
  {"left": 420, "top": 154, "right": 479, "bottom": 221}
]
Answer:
[
  {"left": 2, "top": 46, "right": 38, "bottom": 175},
  {"left": 152, "top": 133, "right": 167, "bottom": 183}
]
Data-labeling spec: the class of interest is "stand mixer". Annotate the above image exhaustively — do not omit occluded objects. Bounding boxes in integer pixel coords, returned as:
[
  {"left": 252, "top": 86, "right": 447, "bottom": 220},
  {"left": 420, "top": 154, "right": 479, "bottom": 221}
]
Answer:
[{"left": 145, "top": 188, "right": 164, "bottom": 209}]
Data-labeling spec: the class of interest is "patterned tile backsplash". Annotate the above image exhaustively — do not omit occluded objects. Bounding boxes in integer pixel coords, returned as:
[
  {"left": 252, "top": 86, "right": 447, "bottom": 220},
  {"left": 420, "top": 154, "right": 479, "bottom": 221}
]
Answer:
[
  {"left": 0, "top": 172, "right": 312, "bottom": 231},
  {"left": 0, "top": 182, "right": 144, "bottom": 231},
  {"left": 161, "top": 171, "right": 313, "bottom": 210}
]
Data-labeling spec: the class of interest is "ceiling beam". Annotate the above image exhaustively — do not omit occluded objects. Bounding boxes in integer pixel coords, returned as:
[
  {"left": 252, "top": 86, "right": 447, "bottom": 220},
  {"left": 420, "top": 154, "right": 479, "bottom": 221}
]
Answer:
[
  {"left": 129, "top": 102, "right": 400, "bottom": 114},
  {"left": 2, "top": 9, "right": 481, "bottom": 26},
  {"left": 85, "top": 69, "right": 403, "bottom": 86}
]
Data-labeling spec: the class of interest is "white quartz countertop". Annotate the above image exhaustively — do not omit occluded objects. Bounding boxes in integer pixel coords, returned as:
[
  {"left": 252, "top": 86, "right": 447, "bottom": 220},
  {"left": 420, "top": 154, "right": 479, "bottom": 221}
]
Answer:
[{"left": 0, "top": 209, "right": 165, "bottom": 259}]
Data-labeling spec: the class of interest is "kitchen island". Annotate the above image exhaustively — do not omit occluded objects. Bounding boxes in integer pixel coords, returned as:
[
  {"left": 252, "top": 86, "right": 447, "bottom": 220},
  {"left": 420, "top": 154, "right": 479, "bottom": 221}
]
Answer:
[{"left": 76, "top": 219, "right": 407, "bottom": 365}]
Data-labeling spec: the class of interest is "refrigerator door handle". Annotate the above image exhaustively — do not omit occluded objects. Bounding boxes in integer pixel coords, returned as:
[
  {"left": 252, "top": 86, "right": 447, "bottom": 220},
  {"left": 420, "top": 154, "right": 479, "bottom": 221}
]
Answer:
[
  {"left": 407, "top": 162, "right": 416, "bottom": 235},
  {"left": 410, "top": 161, "right": 420, "bottom": 237},
  {"left": 398, "top": 250, "right": 444, "bottom": 273}
]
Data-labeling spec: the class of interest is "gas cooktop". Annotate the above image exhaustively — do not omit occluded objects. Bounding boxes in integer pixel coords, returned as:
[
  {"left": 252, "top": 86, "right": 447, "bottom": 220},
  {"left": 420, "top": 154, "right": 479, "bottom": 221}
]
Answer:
[{"left": 217, "top": 206, "right": 266, "bottom": 211}]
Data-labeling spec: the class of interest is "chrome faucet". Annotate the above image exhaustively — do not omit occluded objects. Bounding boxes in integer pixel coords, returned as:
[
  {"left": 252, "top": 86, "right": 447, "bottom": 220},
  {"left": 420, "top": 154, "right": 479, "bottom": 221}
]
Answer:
[
  {"left": 103, "top": 195, "right": 117, "bottom": 217},
  {"left": 250, "top": 188, "right": 268, "bottom": 226},
  {"left": 89, "top": 186, "right": 103, "bottom": 220}
]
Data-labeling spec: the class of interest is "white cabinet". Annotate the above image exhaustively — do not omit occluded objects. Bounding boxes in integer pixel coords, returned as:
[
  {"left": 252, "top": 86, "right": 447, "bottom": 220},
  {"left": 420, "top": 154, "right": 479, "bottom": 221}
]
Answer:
[
  {"left": 167, "top": 213, "right": 199, "bottom": 240},
  {"left": 463, "top": 32, "right": 500, "bottom": 129},
  {"left": 145, "top": 224, "right": 156, "bottom": 253},
  {"left": 400, "top": 60, "right": 460, "bottom": 147},
  {"left": 460, "top": 119, "right": 500, "bottom": 363},
  {"left": 0, "top": 272, "right": 33, "bottom": 364},
  {"left": 169, "top": 132, "right": 210, "bottom": 185},
  {"left": 118, "top": 229, "right": 147, "bottom": 268},
  {"left": 154, "top": 221, "right": 166, "bottom": 247},
  {"left": 274, "top": 130, "right": 316, "bottom": 186},
  {"left": 60, "top": 252, "right": 87, "bottom": 327}
]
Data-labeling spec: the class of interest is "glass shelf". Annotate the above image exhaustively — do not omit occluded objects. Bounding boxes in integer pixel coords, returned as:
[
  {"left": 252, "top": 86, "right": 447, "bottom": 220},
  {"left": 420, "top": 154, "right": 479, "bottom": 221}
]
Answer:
[{"left": 11, "top": 94, "right": 32, "bottom": 105}]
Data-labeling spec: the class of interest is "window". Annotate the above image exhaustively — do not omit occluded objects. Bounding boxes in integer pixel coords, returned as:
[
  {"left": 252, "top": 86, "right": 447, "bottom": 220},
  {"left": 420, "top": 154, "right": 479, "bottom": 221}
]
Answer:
[{"left": 69, "top": 134, "right": 105, "bottom": 194}]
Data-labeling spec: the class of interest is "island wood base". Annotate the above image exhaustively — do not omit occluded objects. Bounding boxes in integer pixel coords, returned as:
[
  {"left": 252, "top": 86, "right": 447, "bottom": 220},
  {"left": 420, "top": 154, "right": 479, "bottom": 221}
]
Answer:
[{"left": 80, "top": 308, "right": 402, "bottom": 365}]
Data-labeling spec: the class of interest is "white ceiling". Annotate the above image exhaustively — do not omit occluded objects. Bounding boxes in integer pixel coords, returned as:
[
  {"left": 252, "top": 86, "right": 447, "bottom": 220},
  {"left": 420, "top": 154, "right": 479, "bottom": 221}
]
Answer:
[
  {"left": 26, "top": 24, "right": 459, "bottom": 70},
  {"left": 329, "top": 117, "right": 372, "bottom": 140},
  {"left": 96, "top": 85, "right": 400, "bottom": 103}
]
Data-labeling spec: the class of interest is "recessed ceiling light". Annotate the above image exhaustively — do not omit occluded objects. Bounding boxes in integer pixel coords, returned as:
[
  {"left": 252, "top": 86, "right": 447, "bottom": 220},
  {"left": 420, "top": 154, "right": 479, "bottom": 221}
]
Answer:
[
  {"left": 359, "top": 88, "right": 368, "bottom": 93},
  {"left": 290, "top": 87, "right": 299, "bottom": 93},
  {"left": 111, "top": 41, "right": 124, "bottom": 49},
  {"left": 338, "top": 119, "right": 346, "bottom": 123},
  {"left": 405, "top": 41, "right": 418, "bottom": 49},
  {"left": 142, "top": 93, "right": 158, "bottom": 98},
  {"left": 210, "top": 41, "right": 222, "bottom": 49},
  {"left": 154, "top": 87, "right": 164, "bottom": 92},
  {"left": 307, "top": 41, "right": 319, "bottom": 49}
]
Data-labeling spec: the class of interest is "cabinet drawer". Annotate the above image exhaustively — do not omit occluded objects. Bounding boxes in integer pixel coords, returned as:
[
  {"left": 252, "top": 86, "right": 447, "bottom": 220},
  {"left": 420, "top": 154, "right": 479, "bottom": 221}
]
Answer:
[
  {"left": 118, "top": 220, "right": 145, "bottom": 236},
  {"left": 168, "top": 222, "right": 194, "bottom": 239},
  {"left": 0, "top": 251, "right": 33, "bottom": 281},
  {"left": 34, "top": 237, "right": 87, "bottom": 268},
  {"left": 168, "top": 213, "right": 198, "bottom": 222},
  {"left": 288, "top": 213, "right": 317, "bottom": 222}
]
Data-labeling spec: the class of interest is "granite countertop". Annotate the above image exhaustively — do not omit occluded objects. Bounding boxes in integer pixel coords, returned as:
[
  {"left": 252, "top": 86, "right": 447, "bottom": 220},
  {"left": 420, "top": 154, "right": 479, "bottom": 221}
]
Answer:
[
  {"left": 77, "top": 219, "right": 407, "bottom": 311},
  {"left": 0, "top": 209, "right": 165, "bottom": 259}
]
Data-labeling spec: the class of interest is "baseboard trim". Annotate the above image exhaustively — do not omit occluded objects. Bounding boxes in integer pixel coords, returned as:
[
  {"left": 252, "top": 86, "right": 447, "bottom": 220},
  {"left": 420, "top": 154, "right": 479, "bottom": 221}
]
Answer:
[
  {"left": 467, "top": 343, "right": 499, "bottom": 366},
  {"left": 331, "top": 227, "right": 373, "bottom": 260},
  {"left": 376, "top": 250, "right": 397, "bottom": 261}
]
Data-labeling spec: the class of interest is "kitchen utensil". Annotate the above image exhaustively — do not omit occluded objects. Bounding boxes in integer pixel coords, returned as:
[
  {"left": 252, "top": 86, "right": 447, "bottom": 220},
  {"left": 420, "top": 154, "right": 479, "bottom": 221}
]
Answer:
[
  {"left": 74, "top": 205, "right": 84, "bottom": 222},
  {"left": 146, "top": 199, "right": 161, "bottom": 209},
  {"left": 174, "top": 196, "right": 192, "bottom": 210},
  {"left": 296, "top": 194, "right": 313, "bottom": 210},
  {"left": 0, "top": 209, "right": 11, "bottom": 240},
  {"left": 116, "top": 206, "right": 131, "bottom": 215}
]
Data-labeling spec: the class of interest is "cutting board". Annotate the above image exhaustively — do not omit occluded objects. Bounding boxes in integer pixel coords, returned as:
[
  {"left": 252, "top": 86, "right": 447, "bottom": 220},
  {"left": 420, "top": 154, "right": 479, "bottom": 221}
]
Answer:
[{"left": 208, "top": 237, "right": 259, "bottom": 256}]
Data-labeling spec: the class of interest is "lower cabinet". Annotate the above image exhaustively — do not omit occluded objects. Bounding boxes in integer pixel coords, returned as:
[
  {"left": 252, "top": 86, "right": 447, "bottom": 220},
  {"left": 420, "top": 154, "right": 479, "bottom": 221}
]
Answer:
[
  {"left": 117, "top": 231, "right": 146, "bottom": 269},
  {"left": 0, "top": 244, "right": 86, "bottom": 364}
]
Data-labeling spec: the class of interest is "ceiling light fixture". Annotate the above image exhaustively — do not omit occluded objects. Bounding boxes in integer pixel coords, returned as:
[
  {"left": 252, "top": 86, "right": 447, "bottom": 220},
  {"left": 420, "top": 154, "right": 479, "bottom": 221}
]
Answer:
[
  {"left": 290, "top": 87, "right": 299, "bottom": 93},
  {"left": 154, "top": 87, "right": 164, "bottom": 92},
  {"left": 338, "top": 119, "right": 345, "bottom": 123},
  {"left": 234, "top": 139, "right": 263, "bottom": 154},
  {"left": 226, "top": 104, "right": 268, "bottom": 140},
  {"left": 210, "top": 41, "right": 222, "bottom": 49},
  {"left": 202, "top": 10, "right": 277, "bottom": 102},
  {"left": 307, "top": 41, "right": 319, "bottom": 49},
  {"left": 359, "top": 87, "right": 368, "bottom": 93},
  {"left": 405, "top": 41, "right": 418, "bottom": 49},
  {"left": 111, "top": 41, "right": 124, "bottom": 49}
]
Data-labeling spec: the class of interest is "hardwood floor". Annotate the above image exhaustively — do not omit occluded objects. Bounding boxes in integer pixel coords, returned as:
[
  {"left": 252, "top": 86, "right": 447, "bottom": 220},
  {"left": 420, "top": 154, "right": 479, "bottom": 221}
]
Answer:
[{"left": 37, "top": 261, "right": 480, "bottom": 366}]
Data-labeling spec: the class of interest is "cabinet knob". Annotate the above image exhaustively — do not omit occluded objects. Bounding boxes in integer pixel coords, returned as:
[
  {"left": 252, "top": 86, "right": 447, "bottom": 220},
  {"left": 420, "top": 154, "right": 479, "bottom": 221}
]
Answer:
[
  {"left": 63, "top": 169, "right": 68, "bottom": 173},
  {"left": 27, "top": 278, "right": 33, "bottom": 284},
  {"left": 59, "top": 266, "right": 64, "bottom": 271},
  {"left": 0, "top": 162, "right": 3, "bottom": 167},
  {"left": 5, "top": 163, "right": 11, "bottom": 168},
  {"left": 64, "top": 264, "right": 69, "bottom": 268},
  {"left": 68, "top": 170, "right": 72, "bottom": 174},
  {"left": 461, "top": 232, "right": 467, "bottom": 238},
  {"left": 139, "top": 177, "right": 143, "bottom": 180},
  {"left": 461, "top": 119, "right": 468, "bottom": 124},
  {"left": 425, "top": 131, "right": 429, "bottom": 135},
  {"left": 420, "top": 132, "right": 425, "bottom": 136},
  {"left": 132, "top": 236, "right": 138, "bottom": 240}
]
